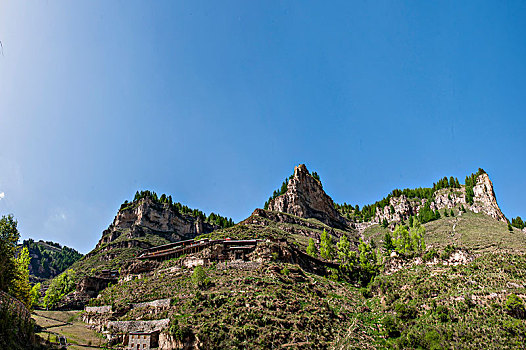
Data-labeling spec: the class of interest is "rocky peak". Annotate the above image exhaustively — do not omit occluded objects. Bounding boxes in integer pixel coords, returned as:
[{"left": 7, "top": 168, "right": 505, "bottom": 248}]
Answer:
[
  {"left": 372, "top": 170, "right": 507, "bottom": 226},
  {"left": 471, "top": 173, "right": 506, "bottom": 222},
  {"left": 96, "top": 197, "right": 216, "bottom": 249},
  {"left": 267, "top": 164, "right": 347, "bottom": 229}
]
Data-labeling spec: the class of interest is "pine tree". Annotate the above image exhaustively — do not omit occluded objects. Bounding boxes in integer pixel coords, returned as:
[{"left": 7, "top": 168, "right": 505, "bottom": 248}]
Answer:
[
  {"left": 382, "top": 218, "right": 388, "bottom": 228},
  {"left": 511, "top": 216, "right": 525, "bottom": 230},
  {"left": 337, "top": 235, "right": 351, "bottom": 265},
  {"left": 30, "top": 283, "right": 41, "bottom": 309},
  {"left": 306, "top": 238, "right": 318, "bottom": 258},
  {"left": 383, "top": 232, "right": 394, "bottom": 253},
  {"left": 320, "top": 229, "right": 335, "bottom": 260},
  {"left": 0, "top": 215, "right": 19, "bottom": 293},
  {"left": 450, "top": 209, "right": 455, "bottom": 217},
  {"left": 12, "top": 246, "right": 32, "bottom": 308},
  {"left": 358, "top": 239, "right": 377, "bottom": 282}
]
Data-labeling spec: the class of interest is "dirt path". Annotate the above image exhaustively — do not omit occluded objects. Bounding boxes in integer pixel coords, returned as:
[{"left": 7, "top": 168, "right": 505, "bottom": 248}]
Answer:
[{"left": 32, "top": 310, "right": 108, "bottom": 349}]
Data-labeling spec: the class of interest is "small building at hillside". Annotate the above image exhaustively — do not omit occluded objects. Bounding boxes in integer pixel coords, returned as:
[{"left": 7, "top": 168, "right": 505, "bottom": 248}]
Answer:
[{"left": 127, "top": 331, "right": 159, "bottom": 350}]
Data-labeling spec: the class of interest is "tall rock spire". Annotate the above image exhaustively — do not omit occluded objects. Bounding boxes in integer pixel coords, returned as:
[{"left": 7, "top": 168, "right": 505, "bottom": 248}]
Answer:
[
  {"left": 471, "top": 172, "right": 506, "bottom": 222},
  {"left": 267, "top": 164, "right": 347, "bottom": 229}
]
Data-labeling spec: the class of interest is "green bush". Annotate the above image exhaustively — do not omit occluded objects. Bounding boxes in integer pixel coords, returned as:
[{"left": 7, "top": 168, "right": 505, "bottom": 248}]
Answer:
[
  {"left": 382, "top": 314, "right": 400, "bottom": 338},
  {"left": 504, "top": 294, "right": 526, "bottom": 319},
  {"left": 394, "top": 302, "right": 417, "bottom": 320},
  {"left": 191, "top": 266, "right": 210, "bottom": 289},
  {"left": 435, "top": 305, "right": 449, "bottom": 322},
  {"left": 423, "top": 249, "right": 438, "bottom": 262},
  {"left": 169, "top": 319, "right": 192, "bottom": 341}
]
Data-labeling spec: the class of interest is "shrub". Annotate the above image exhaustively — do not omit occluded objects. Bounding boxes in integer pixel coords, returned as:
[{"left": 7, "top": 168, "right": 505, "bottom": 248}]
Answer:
[
  {"left": 440, "top": 245, "right": 456, "bottom": 260},
  {"left": 191, "top": 266, "right": 210, "bottom": 289},
  {"left": 169, "top": 319, "right": 192, "bottom": 341},
  {"left": 435, "top": 305, "right": 449, "bottom": 323},
  {"left": 360, "top": 287, "right": 372, "bottom": 299},
  {"left": 423, "top": 249, "right": 438, "bottom": 262},
  {"left": 504, "top": 294, "right": 526, "bottom": 319},
  {"left": 394, "top": 302, "right": 417, "bottom": 320},
  {"left": 382, "top": 314, "right": 400, "bottom": 338}
]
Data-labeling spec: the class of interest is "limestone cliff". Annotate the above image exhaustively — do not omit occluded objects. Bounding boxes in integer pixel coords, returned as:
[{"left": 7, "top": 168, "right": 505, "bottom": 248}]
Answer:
[
  {"left": 267, "top": 164, "right": 348, "bottom": 229},
  {"left": 372, "top": 172, "right": 506, "bottom": 225},
  {"left": 96, "top": 197, "right": 217, "bottom": 249},
  {"left": 470, "top": 173, "right": 506, "bottom": 221}
]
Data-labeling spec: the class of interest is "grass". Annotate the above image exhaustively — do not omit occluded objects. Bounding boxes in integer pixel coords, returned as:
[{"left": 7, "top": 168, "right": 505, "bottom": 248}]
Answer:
[
  {"left": 32, "top": 310, "right": 105, "bottom": 350},
  {"left": 425, "top": 211, "right": 526, "bottom": 253},
  {"left": 368, "top": 252, "right": 526, "bottom": 349},
  {"left": 363, "top": 210, "right": 526, "bottom": 254},
  {"left": 91, "top": 244, "right": 526, "bottom": 349},
  {"left": 93, "top": 260, "right": 381, "bottom": 349}
]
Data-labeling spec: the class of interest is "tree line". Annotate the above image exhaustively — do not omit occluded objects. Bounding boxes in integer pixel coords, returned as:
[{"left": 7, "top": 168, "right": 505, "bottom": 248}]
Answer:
[
  {"left": 263, "top": 175, "right": 293, "bottom": 210},
  {"left": 128, "top": 190, "right": 234, "bottom": 229},
  {"left": 306, "top": 222, "right": 428, "bottom": 285},
  {"left": 511, "top": 216, "right": 525, "bottom": 230}
]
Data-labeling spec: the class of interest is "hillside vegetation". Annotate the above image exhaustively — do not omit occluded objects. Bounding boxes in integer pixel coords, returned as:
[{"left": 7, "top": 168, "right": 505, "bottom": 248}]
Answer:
[
  {"left": 22, "top": 239, "right": 83, "bottom": 282},
  {"left": 363, "top": 210, "right": 526, "bottom": 254}
]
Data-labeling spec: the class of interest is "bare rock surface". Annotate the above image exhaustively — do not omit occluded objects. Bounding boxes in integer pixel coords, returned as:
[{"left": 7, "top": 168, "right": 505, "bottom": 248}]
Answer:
[
  {"left": 267, "top": 164, "right": 348, "bottom": 229},
  {"left": 372, "top": 172, "right": 506, "bottom": 226},
  {"left": 97, "top": 198, "right": 218, "bottom": 249},
  {"left": 471, "top": 173, "right": 506, "bottom": 221}
]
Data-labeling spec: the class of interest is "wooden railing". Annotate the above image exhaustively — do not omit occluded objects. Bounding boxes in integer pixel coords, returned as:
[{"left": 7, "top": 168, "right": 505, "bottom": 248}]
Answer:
[{"left": 0, "top": 289, "right": 31, "bottom": 321}]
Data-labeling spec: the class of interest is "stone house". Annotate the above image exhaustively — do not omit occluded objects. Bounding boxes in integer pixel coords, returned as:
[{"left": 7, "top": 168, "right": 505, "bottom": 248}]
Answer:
[{"left": 127, "top": 331, "right": 159, "bottom": 350}]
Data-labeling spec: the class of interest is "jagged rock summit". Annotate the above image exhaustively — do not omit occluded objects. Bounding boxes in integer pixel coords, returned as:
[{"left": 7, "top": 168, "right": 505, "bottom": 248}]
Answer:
[
  {"left": 267, "top": 164, "right": 348, "bottom": 229},
  {"left": 96, "top": 197, "right": 217, "bottom": 249},
  {"left": 471, "top": 172, "right": 506, "bottom": 222},
  {"left": 372, "top": 170, "right": 506, "bottom": 226}
]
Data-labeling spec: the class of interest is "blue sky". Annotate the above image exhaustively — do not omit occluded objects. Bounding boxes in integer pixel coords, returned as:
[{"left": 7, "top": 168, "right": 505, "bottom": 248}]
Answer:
[{"left": 1, "top": 1, "right": 525, "bottom": 253}]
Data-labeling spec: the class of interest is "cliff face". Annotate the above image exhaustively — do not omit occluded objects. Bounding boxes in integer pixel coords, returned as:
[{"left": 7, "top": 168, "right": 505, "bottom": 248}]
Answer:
[
  {"left": 267, "top": 164, "right": 348, "bottom": 229},
  {"left": 373, "top": 172, "right": 506, "bottom": 224},
  {"left": 96, "top": 198, "right": 217, "bottom": 249},
  {"left": 471, "top": 173, "right": 506, "bottom": 221}
]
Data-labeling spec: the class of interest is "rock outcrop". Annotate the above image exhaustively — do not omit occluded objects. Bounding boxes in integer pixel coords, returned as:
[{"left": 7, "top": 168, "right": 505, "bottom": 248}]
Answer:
[
  {"left": 373, "top": 172, "right": 506, "bottom": 225},
  {"left": 267, "top": 164, "right": 348, "bottom": 229},
  {"left": 97, "top": 198, "right": 218, "bottom": 249},
  {"left": 471, "top": 173, "right": 506, "bottom": 221}
]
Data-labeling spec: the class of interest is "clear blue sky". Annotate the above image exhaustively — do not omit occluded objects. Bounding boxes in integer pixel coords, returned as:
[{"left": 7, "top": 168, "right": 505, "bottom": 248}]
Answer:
[{"left": 1, "top": 1, "right": 525, "bottom": 253}]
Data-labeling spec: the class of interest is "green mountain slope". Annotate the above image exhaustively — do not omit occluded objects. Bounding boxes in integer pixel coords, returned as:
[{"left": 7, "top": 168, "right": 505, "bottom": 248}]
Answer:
[
  {"left": 363, "top": 210, "right": 526, "bottom": 254},
  {"left": 21, "top": 239, "right": 83, "bottom": 283}
]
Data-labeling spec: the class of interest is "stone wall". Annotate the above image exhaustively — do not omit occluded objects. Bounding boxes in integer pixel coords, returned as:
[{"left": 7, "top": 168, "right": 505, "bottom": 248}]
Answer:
[
  {"left": 84, "top": 305, "right": 112, "bottom": 314},
  {"left": 107, "top": 319, "right": 170, "bottom": 333},
  {"left": 131, "top": 298, "right": 171, "bottom": 309}
]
